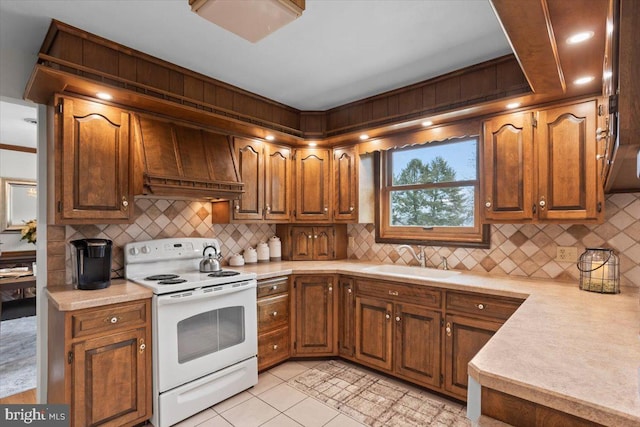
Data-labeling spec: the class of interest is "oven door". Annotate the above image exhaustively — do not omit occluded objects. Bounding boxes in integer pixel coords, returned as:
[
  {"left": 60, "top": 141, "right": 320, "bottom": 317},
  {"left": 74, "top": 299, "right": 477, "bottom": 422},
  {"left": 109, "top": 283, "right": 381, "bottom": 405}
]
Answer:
[{"left": 155, "top": 280, "right": 257, "bottom": 392}]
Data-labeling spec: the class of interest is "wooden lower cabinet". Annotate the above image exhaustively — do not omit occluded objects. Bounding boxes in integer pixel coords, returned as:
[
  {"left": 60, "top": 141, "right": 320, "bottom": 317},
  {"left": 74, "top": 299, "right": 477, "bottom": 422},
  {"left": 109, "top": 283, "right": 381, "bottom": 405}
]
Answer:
[
  {"left": 337, "top": 277, "right": 355, "bottom": 358},
  {"left": 47, "top": 298, "right": 152, "bottom": 427},
  {"left": 443, "top": 314, "right": 502, "bottom": 400},
  {"left": 355, "top": 296, "right": 393, "bottom": 370},
  {"left": 292, "top": 275, "right": 336, "bottom": 356},
  {"left": 257, "top": 276, "right": 290, "bottom": 371}
]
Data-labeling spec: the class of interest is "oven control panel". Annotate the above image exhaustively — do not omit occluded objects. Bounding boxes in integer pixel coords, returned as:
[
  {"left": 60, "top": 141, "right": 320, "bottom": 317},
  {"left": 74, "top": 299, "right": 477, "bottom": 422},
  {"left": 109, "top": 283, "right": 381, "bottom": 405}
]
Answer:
[{"left": 124, "top": 238, "right": 221, "bottom": 264}]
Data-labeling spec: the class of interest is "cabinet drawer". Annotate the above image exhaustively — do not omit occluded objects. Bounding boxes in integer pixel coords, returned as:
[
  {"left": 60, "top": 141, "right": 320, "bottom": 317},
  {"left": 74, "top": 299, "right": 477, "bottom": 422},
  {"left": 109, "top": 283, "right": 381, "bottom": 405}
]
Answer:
[
  {"left": 258, "top": 294, "right": 289, "bottom": 333},
  {"left": 356, "top": 279, "right": 441, "bottom": 308},
  {"left": 257, "top": 277, "right": 289, "bottom": 298},
  {"left": 446, "top": 292, "right": 522, "bottom": 321},
  {"left": 258, "top": 327, "right": 289, "bottom": 371},
  {"left": 71, "top": 301, "right": 148, "bottom": 339}
]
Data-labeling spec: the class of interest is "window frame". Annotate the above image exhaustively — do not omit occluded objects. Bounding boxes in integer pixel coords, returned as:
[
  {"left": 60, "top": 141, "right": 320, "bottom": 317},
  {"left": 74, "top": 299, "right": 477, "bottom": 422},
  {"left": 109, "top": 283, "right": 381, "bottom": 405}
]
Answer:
[{"left": 374, "top": 137, "right": 489, "bottom": 248}]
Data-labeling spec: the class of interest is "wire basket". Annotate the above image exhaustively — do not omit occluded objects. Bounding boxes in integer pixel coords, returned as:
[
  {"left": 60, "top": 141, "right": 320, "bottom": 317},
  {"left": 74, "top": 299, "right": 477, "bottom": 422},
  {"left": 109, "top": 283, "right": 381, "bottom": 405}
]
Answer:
[{"left": 577, "top": 248, "right": 620, "bottom": 294}]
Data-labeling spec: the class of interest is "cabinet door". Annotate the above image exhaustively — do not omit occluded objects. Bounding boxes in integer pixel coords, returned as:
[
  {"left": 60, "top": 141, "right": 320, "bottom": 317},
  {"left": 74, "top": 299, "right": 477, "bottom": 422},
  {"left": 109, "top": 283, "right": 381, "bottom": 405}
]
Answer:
[
  {"left": 233, "top": 137, "right": 264, "bottom": 221},
  {"left": 394, "top": 303, "right": 441, "bottom": 388},
  {"left": 58, "top": 96, "right": 132, "bottom": 223},
  {"left": 294, "top": 148, "right": 331, "bottom": 221},
  {"left": 355, "top": 296, "right": 393, "bottom": 371},
  {"left": 333, "top": 147, "right": 358, "bottom": 222},
  {"left": 338, "top": 277, "right": 355, "bottom": 357},
  {"left": 537, "top": 101, "right": 602, "bottom": 221},
  {"left": 444, "top": 314, "right": 501, "bottom": 400},
  {"left": 72, "top": 328, "right": 150, "bottom": 427},
  {"left": 313, "top": 226, "right": 335, "bottom": 260},
  {"left": 264, "top": 143, "right": 292, "bottom": 221},
  {"left": 482, "top": 111, "right": 535, "bottom": 222},
  {"left": 294, "top": 275, "right": 335, "bottom": 355},
  {"left": 290, "top": 227, "right": 314, "bottom": 261}
]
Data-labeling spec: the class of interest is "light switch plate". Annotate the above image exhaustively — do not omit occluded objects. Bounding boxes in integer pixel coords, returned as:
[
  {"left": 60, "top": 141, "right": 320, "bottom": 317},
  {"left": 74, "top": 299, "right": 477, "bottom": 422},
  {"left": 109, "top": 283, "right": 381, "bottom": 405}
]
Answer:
[{"left": 556, "top": 246, "right": 578, "bottom": 262}]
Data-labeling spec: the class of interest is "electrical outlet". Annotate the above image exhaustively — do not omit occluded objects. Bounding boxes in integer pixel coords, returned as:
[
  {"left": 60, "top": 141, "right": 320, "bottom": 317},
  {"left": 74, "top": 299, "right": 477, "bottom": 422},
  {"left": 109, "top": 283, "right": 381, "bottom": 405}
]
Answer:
[
  {"left": 556, "top": 246, "right": 577, "bottom": 263},
  {"left": 348, "top": 236, "right": 355, "bottom": 248}
]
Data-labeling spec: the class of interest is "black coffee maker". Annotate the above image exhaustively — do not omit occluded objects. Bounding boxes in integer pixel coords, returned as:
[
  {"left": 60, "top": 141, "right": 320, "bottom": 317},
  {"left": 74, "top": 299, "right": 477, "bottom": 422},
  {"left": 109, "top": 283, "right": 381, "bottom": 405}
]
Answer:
[{"left": 71, "top": 239, "right": 113, "bottom": 290}]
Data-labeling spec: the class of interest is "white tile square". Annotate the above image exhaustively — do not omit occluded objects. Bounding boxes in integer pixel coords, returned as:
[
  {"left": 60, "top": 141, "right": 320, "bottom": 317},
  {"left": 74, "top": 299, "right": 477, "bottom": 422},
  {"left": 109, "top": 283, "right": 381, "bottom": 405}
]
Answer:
[
  {"left": 267, "top": 361, "right": 310, "bottom": 380},
  {"left": 197, "top": 415, "right": 233, "bottom": 427},
  {"left": 218, "top": 397, "right": 279, "bottom": 427},
  {"left": 284, "top": 397, "right": 339, "bottom": 427},
  {"left": 293, "top": 360, "right": 325, "bottom": 369},
  {"left": 248, "top": 372, "right": 284, "bottom": 396},
  {"left": 258, "top": 383, "right": 307, "bottom": 411},
  {"left": 173, "top": 408, "right": 217, "bottom": 427},
  {"left": 259, "top": 413, "right": 303, "bottom": 427},
  {"left": 212, "top": 390, "right": 252, "bottom": 413},
  {"left": 323, "top": 414, "right": 366, "bottom": 427}
]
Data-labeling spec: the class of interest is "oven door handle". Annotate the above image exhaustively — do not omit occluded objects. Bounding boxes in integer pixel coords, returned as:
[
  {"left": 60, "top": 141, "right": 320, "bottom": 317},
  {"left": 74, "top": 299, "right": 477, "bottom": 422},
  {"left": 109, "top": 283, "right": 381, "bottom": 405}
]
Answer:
[{"left": 156, "top": 281, "right": 256, "bottom": 305}]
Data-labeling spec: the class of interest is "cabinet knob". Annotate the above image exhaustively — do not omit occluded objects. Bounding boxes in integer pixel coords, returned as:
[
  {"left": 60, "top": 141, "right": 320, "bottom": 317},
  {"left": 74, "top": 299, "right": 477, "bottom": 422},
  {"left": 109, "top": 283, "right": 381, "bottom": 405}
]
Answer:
[
  {"left": 446, "top": 322, "right": 452, "bottom": 337},
  {"left": 272, "top": 311, "right": 278, "bottom": 317},
  {"left": 314, "top": 235, "right": 318, "bottom": 239},
  {"left": 139, "top": 343, "right": 146, "bottom": 353},
  {"left": 122, "top": 197, "right": 129, "bottom": 210},
  {"left": 395, "top": 316, "right": 401, "bottom": 322},
  {"left": 349, "top": 206, "right": 354, "bottom": 212},
  {"left": 235, "top": 204, "right": 240, "bottom": 210},
  {"left": 109, "top": 317, "right": 118, "bottom": 324},
  {"left": 328, "top": 286, "right": 333, "bottom": 292},
  {"left": 308, "top": 235, "right": 312, "bottom": 239},
  {"left": 476, "top": 303, "right": 485, "bottom": 310},
  {"left": 266, "top": 205, "right": 271, "bottom": 212},
  {"left": 273, "top": 344, "right": 278, "bottom": 350},
  {"left": 539, "top": 197, "right": 546, "bottom": 208},
  {"left": 388, "top": 290, "right": 399, "bottom": 296},
  {"left": 324, "top": 206, "right": 328, "bottom": 212},
  {"left": 485, "top": 200, "right": 492, "bottom": 208},
  {"left": 347, "top": 288, "right": 352, "bottom": 294},
  {"left": 385, "top": 313, "right": 390, "bottom": 320},
  {"left": 271, "top": 285, "right": 278, "bottom": 290}
]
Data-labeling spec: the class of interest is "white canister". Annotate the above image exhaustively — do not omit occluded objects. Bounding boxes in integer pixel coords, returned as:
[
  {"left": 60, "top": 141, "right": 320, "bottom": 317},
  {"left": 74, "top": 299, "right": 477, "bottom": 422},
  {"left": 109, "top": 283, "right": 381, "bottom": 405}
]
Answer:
[
  {"left": 268, "top": 236, "right": 281, "bottom": 261},
  {"left": 243, "top": 247, "right": 257, "bottom": 264},
  {"left": 229, "top": 253, "right": 244, "bottom": 267},
  {"left": 257, "top": 242, "right": 270, "bottom": 263}
]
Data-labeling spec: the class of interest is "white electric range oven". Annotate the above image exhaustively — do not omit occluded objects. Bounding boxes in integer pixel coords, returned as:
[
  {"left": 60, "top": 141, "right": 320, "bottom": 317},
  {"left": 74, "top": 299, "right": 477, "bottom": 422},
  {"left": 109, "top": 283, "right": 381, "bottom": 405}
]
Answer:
[{"left": 124, "top": 237, "right": 257, "bottom": 427}]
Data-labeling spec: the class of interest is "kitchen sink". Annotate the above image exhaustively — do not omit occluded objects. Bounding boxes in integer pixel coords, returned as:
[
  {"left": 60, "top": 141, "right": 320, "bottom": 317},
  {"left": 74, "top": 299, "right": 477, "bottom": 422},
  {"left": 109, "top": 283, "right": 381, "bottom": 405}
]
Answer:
[{"left": 363, "top": 264, "right": 461, "bottom": 279}]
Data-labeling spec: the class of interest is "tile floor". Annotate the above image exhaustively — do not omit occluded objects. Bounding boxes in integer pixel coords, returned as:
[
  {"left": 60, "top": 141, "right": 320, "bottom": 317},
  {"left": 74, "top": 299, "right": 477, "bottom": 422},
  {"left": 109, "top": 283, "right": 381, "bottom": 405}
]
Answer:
[{"left": 173, "top": 360, "right": 469, "bottom": 427}]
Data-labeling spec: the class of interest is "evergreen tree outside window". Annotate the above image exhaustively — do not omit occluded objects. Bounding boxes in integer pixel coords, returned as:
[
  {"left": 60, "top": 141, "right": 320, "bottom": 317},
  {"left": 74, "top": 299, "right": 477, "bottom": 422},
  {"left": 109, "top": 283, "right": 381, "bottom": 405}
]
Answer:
[{"left": 376, "top": 137, "right": 489, "bottom": 248}]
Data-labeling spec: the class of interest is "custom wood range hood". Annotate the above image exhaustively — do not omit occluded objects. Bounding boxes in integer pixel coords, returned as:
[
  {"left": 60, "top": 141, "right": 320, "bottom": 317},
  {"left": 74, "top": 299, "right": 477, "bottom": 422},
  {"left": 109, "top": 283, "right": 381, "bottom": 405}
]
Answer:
[{"left": 134, "top": 114, "right": 244, "bottom": 201}]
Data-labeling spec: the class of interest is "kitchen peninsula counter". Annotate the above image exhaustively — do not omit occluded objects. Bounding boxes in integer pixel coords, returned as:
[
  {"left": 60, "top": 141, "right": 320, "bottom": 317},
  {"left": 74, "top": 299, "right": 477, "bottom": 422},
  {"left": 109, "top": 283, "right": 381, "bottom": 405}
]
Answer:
[
  {"left": 235, "top": 260, "right": 640, "bottom": 426},
  {"left": 46, "top": 279, "right": 153, "bottom": 311}
]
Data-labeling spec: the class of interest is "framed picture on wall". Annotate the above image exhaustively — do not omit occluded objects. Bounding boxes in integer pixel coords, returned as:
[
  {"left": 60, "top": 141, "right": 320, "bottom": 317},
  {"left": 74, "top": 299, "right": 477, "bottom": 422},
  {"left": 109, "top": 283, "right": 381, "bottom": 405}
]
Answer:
[{"left": 0, "top": 178, "right": 37, "bottom": 232}]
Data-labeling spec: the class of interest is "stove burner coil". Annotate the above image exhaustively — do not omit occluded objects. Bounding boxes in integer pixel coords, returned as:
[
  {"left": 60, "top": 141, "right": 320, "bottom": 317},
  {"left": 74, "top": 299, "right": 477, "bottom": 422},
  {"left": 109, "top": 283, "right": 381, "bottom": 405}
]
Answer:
[
  {"left": 145, "top": 274, "right": 180, "bottom": 281},
  {"left": 207, "top": 271, "right": 240, "bottom": 277},
  {"left": 158, "top": 278, "right": 188, "bottom": 285}
]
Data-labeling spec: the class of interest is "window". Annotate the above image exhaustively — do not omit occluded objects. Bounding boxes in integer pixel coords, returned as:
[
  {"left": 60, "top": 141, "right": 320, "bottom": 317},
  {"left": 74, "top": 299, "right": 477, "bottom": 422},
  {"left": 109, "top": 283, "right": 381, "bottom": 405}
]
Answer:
[{"left": 376, "top": 137, "right": 489, "bottom": 247}]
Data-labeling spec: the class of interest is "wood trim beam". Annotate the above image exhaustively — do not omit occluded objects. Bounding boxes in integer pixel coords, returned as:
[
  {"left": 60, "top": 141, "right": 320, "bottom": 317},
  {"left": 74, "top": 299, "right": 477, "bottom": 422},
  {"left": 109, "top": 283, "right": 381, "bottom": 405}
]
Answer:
[
  {"left": 0, "top": 143, "right": 37, "bottom": 154},
  {"left": 490, "top": 0, "right": 566, "bottom": 94}
]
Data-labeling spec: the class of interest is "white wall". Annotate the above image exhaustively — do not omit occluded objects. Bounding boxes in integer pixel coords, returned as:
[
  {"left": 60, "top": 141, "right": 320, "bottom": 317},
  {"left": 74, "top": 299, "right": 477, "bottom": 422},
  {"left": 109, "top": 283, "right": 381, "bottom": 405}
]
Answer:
[{"left": 0, "top": 148, "right": 37, "bottom": 252}]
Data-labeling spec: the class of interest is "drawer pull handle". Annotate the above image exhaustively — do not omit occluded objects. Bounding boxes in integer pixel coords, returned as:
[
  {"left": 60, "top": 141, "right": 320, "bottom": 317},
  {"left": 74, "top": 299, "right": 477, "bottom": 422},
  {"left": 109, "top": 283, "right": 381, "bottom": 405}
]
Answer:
[
  {"left": 388, "top": 290, "right": 399, "bottom": 296},
  {"left": 476, "top": 303, "right": 485, "bottom": 310},
  {"left": 272, "top": 311, "right": 278, "bottom": 317},
  {"left": 446, "top": 322, "right": 451, "bottom": 337},
  {"left": 109, "top": 317, "right": 119, "bottom": 324},
  {"left": 271, "top": 285, "right": 278, "bottom": 290},
  {"left": 273, "top": 344, "right": 278, "bottom": 350}
]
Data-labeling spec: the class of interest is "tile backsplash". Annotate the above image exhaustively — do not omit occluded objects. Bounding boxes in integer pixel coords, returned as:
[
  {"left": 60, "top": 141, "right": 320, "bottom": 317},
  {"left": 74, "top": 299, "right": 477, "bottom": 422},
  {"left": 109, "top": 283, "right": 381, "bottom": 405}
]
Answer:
[
  {"left": 61, "top": 193, "right": 639, "bottom": 288},
  {"left": 348, "top": 192, "right": 640, "bottom": 288}
]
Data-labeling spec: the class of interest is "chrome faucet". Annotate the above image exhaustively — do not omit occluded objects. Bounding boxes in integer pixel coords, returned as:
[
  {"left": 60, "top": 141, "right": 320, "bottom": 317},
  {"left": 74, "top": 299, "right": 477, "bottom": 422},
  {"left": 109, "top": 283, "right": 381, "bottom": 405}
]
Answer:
[
  {"left": 440, "top": 256, "right": 449, "bottom": 270},
  {"left": 397, "top": 245, "right": 425, "bottom": 267}
]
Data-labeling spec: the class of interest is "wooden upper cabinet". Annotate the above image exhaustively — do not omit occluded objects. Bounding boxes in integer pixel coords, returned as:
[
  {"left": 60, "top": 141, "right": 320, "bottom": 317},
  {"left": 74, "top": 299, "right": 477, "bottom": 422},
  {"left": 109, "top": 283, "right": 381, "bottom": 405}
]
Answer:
[
  {"left": 537, "top": 100, "right": 601, "bottom": 221},
  {"left": 264, "top": 143, "right": 292, "bottom": 221},
  {"left": 233, "top": 137, "right": 264, "bottom": 221},
  {"left": 294, "top": 148, "right": 331, "bottom": 222},
  {"left": 56, "top": 95, "right": 133, "bottom": 223},
  {"left": 482, "top": 98, "right": 603, "bottom": 223},
  {"left": 482, "top": 111, "right": 535, "bottom": 221},
  {"left": 333, "top": 146, "right": 359, "bottom": 222}
]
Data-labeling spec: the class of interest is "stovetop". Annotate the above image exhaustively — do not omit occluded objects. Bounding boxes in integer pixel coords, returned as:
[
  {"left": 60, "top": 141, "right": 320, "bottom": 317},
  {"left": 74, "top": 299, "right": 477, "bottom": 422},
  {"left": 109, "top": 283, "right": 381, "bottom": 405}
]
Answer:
[{"left": 124, "top": 237, "right": 256, "bottom": 294}]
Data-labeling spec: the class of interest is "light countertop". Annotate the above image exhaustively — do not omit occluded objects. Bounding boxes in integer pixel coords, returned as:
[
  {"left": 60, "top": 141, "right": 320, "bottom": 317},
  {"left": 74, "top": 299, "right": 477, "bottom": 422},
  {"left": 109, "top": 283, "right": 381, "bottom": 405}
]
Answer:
[
  {"left": 234, "top": 260, "right": 640, "bottom": 426},
  {"left": 46, "top": 279, "right": 153, "bottom": 311}
]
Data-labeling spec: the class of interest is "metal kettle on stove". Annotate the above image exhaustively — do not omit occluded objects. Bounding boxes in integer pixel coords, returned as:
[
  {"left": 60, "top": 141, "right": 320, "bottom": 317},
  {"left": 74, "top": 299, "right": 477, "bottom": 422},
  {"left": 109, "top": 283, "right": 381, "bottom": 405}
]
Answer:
[{"left": 199, "top": 245, "right": 221, "bottom": 272}]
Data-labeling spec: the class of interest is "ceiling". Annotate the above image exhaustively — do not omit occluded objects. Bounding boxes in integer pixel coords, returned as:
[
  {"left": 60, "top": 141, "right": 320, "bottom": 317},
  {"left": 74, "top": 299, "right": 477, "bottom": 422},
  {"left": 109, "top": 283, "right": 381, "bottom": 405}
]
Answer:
[{"left": 0, "top": 0, "right": 511, "bottom": 113}]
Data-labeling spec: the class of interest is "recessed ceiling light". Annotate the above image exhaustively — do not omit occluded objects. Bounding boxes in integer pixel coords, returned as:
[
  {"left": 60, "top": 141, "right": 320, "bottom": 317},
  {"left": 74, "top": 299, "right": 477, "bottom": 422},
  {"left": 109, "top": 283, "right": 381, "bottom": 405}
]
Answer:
[
  {"left": 359, "top": 134, "right": 369, "bottom": 140},
  {"left": 574, "top": 76, "right": 595, "bottom": 85},
  {"left": 421, "top": 120, "right": 433, "bottom": 127},
  {"left": 567, "top": 31, "right": 594, "bottom": 44},
  {"left": 308, "top": 142, "right": 317, "bottom": 147},
  {"left": 506, "top": 102, "right": 520, "bottom": 109},
  {"left": 96, "top": 92, "right": 113, "bottom": 100},
  {"left": 265, "top": 135, "right": 275, "bottom": 141}
]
